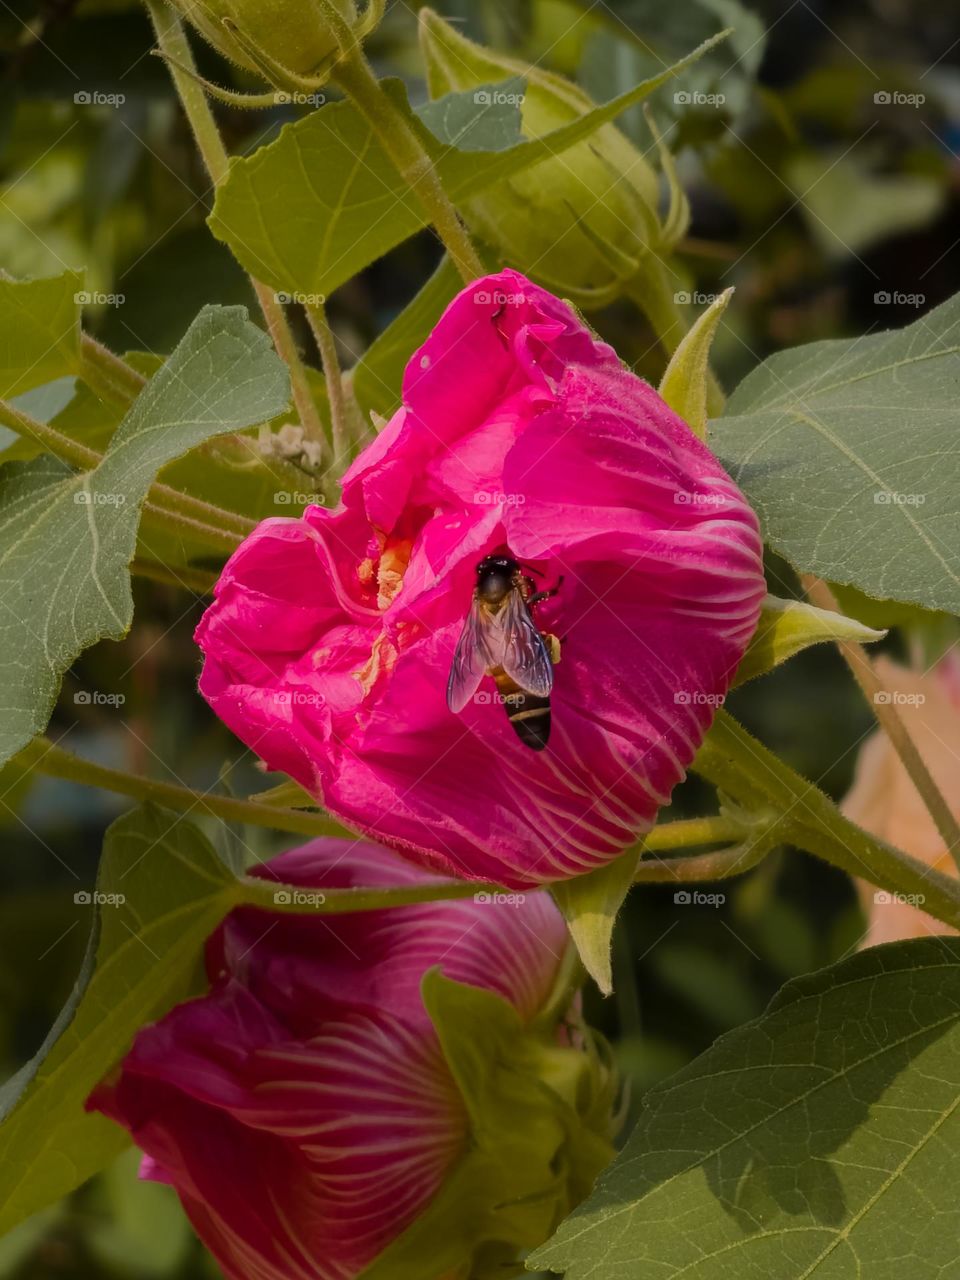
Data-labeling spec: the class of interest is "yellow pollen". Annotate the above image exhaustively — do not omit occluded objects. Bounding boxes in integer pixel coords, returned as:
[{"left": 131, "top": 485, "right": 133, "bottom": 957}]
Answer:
[
  {"left": 376, "top": 540, "right": 412, "bottom": 610},
  {"left": 353, "top": 632, "right": 398, "bottom": 696}
]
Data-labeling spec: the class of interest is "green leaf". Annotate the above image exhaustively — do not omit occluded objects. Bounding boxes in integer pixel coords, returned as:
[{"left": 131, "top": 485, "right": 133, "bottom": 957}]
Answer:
[
  {"left": 531, "top": 938, "right": 960, "bottom": 1279},
  {"left": 0, "top": 270, "right": 82, "bottom": 398},
  {"left": 416, "top": 77, "right": 527, "bottom": 152},
  {"left": 351, "top": 255, "right": 463, "bottom": 419},
  {"left": 733, "top": 593, "right": 884, "bottom": 687},
  {"left": 658, "top": 287, "right": 732, "bottom": 438},
  {"left": 209, "top": 34, "right": 727, "bottom": 301},
  {"left": 785, "top": 150, "right": 945, "bottom": 260},
  {"left": 551, "top": 851, "right": 640, "bottom": 996},
  {"left": 711, "top": 292, "right": 960, "bottom": 614},
  {"left": 0, "top": 805, "right": 241, "bottom": 1235},
  {"left": 0, "top": 305, "right": 290, "bottom": 766}
]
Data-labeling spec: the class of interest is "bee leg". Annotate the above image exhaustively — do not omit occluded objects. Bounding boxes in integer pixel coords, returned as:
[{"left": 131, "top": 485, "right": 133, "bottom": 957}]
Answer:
[
  {"left": 528, "top": 575, "right": 564, "bottom": 608},
  {"left": 542, "top": 632, "right": 562, "bottom": 665}
]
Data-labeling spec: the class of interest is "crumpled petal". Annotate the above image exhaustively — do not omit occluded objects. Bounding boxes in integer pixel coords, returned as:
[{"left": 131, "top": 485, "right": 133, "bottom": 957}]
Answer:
[{"left": 196, "top": 269, "right": 765, "bottom": 887}]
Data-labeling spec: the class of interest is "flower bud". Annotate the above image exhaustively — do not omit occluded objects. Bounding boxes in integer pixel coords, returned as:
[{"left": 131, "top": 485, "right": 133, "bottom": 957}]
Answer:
[
  {"left": 169, "top": 0, "right": 358, "bottom": 82},
  {"left": 418, "top": 9, "right": 674, "bottom": 304},
  {"left": 88, "top": 839, "right": 617, "bottom": 1280}
]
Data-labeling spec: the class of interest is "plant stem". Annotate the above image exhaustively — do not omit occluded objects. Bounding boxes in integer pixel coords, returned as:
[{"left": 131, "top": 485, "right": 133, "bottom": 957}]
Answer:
[
  {"left": 634, "top": 836, "right": 773, "bottom": 884},
  {"left": 694, "top": 709, "right": 960, "bottom": 928},
  {"left": 79, "top": 334, "right": 147, "bottom": 407},
  {"left": 254, "top": 282, "right": 328, "bottom": 447},
  {"left": 0, "top": 397, "right": 99, "bottom": 469},
  {"left": 146, "top": 0, "right": 228, "bottom": 182},
  {"left": 18, "top": 738, "right": 350, "bottom": 838},
  {"left": 240, "top": 874, "right": 488, "bottom": 915},
  {"left": 331, "top": 48, "right": 484, "bottom": 283},
  {"left": 146, "top": 0, "right": 327, "bottom": 447},
  {"left": 0, "top": 398, "right": 252, "bottom": 553},
  {"left": 641, "top": 814, "right": 743, "bottom": 851},
  {"left": 140, "top": 501, "right": 242, "bottom": 554},
  {"left": 803, "top": 575, "right": 960, "bottom": 875},
  {"left": 305, "top": 300, "right": 349, "bottom": 461}
]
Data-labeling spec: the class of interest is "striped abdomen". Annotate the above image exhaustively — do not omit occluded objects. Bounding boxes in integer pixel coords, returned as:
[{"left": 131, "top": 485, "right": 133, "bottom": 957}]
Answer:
[{"left": 493, "top": 669, "right": 550, "bottom": 751}]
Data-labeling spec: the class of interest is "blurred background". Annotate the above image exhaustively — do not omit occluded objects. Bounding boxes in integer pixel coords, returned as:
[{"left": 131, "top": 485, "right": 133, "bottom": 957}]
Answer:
[{"left": 1, "top": 0, "right": 959, "bottom": 1274}]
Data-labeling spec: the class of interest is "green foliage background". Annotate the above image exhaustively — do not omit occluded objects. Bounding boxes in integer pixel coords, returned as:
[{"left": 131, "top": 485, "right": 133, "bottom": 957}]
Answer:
[{"left": 1, "top": 0, "right": 959, "bottom": 1275}]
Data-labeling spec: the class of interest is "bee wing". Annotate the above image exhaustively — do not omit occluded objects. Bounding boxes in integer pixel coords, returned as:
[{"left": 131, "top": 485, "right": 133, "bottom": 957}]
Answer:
[
  {"left": 447, "top": 597, "right": 506, "bottom": 713},
  {"left": 500, "top": 590, "right": 554, "bottom": 697}
]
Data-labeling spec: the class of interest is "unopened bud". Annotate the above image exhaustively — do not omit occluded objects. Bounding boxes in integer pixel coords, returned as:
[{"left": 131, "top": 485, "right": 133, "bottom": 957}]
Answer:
[
  {"left": 169, "top": 0, "right": 358, "bottom": 82},
  {"left": 419, "top": 9, "right": 677, "bottom": 305}
]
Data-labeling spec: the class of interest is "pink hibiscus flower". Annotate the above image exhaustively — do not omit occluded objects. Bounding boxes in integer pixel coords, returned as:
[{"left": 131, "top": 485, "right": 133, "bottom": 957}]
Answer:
[
  {"left": 87, "top": 839, "right": 598, "bottom": 1280},
  {"left": 195, "top": 270, "right": 765, "bottom": 887}
]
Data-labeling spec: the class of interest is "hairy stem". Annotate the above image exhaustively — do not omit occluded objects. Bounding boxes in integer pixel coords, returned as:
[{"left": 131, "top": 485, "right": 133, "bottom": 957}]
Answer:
[
  {"left": 305, "top": 300, "right": 349, "bottom": 461},
  {"left": 695, "top": 709, "right": 960, "bottom": 928},
  {"left": 804, "top": 575, "right": 960, "bottom": 874},
  {"left": 18, "top": 738, "right": 350, "bottom": 838},
  {"left": 78, "top": 334, "right": 147, "bottom": 407},
  {"left": 331, "top": 48, "right": 484, "bottom": 283},
  {"left": 146, "top": 0, "right": 327, "bottom": 446},
  {"left": 0, "top": 398, "right": 252, "bottom": 553}
]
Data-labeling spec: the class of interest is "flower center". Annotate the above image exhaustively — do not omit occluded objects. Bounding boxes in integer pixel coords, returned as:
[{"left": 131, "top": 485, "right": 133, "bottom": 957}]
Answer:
[{"left": 358, "top": 537, "right": 413, "bottom": 612}]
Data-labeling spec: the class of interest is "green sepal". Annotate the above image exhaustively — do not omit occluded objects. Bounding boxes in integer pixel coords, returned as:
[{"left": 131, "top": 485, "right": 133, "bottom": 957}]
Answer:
[
  {"left": 658, "top": 287, "right": 733, "bottom": 439},
  {"left": 358, "top": 970, "right": 616, "bottom": 1280},
  {"left": 644, "top": 105, "right": 690, "bottom": 250},
  {"left": 550, "top": 850, "right": 640, "bottom": 996},
  {"left": 733, "top": 593, "right": 885, "bottom": 687}
]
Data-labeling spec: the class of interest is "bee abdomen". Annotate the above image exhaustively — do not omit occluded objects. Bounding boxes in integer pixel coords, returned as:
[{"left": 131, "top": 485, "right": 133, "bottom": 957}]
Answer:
[{"left": 493, "top": 671, "right": 550, "bottom": 751}]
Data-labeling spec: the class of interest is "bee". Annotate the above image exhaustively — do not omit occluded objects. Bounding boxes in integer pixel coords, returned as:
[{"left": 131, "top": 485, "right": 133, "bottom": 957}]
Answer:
[{"left": 447, "top": 554, "right": 560, "bottom": 751}]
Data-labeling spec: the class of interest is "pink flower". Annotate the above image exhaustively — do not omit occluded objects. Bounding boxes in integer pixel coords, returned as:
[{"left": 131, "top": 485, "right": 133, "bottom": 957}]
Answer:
[
  {"left": 88, "top": 839, "right": 595, "bottom": 1280},
  {"left": 196, "top": 270, "right": 765, "bottom": 887}
]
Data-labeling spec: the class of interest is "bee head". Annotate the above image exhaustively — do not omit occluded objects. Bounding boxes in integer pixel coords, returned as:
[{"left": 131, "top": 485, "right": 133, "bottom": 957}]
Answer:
[{"left": 476, "top": 554, "right": 520, "bottom": 603}]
